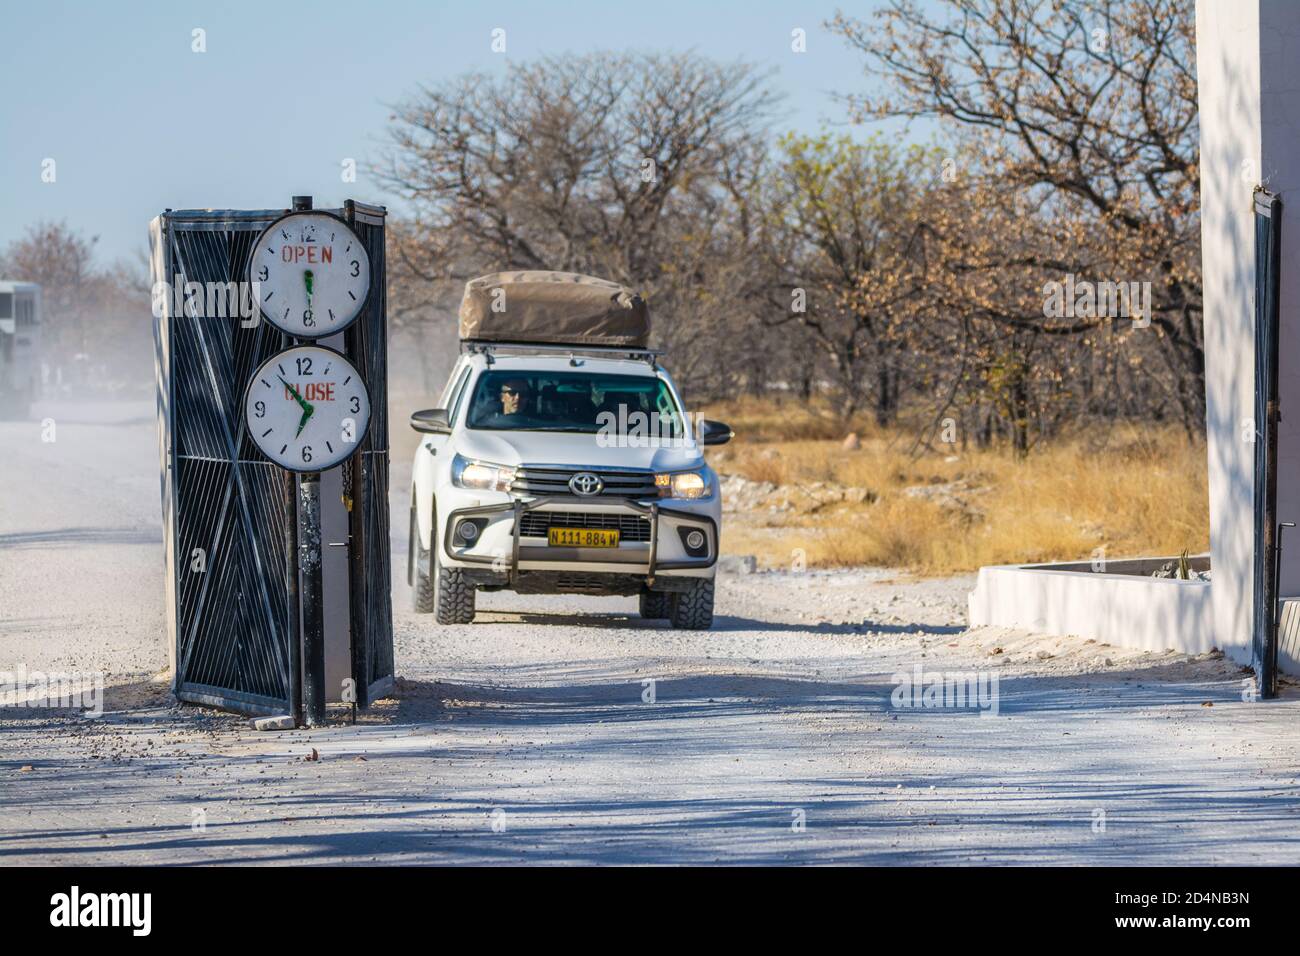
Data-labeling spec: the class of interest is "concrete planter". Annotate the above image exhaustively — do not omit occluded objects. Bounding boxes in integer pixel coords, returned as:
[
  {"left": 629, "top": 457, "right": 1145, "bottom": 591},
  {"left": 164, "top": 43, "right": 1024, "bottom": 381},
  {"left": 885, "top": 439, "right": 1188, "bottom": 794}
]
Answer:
[{"left": 968, "top": 554, "right": 1215, "bottom": 657}]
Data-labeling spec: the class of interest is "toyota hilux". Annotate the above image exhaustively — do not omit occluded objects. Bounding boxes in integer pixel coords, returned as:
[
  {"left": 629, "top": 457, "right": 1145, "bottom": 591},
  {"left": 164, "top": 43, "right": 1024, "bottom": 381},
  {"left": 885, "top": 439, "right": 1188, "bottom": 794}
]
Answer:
[{"left": 408, "top": 341, "right": 732, "bottom": 629}]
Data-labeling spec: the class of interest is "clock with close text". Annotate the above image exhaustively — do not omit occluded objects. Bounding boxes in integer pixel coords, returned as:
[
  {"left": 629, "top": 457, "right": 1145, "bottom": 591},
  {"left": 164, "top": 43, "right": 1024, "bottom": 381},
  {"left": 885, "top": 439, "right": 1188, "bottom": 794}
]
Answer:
[{"left": 244, "top": 345, "right": 371, "bottom": 472}]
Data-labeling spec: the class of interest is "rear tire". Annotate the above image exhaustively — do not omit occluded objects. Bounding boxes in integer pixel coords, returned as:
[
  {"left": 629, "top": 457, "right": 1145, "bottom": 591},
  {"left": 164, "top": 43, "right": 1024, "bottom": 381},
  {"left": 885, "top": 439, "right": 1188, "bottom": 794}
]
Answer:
[
  {"left": 411, "top": 503, "right": 436, "bottom": 614},
  {"left": 639, "top": 590, "right": 671, "bottom": 619},
  {"left": 669, "top": 578, "right": 715, "bottom": 630}
]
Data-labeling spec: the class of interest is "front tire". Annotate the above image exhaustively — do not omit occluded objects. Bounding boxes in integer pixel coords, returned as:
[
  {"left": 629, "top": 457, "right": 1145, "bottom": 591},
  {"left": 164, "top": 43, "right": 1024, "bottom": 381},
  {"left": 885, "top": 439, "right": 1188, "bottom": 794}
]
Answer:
[
  {"left": 434, "top": 545, "right": 476, "bottom": 624},
  {"left": 431, "top": 506, "right": 476, "bottom": 624},
  {"left": 412, "top": 500, "right": 476, "bottom": 622},
  {"left": 639, "top": 590, "right": 671, "bottom": 619},
  {"left": 669, "top": 578, "right": 715, "bottom": 630}
]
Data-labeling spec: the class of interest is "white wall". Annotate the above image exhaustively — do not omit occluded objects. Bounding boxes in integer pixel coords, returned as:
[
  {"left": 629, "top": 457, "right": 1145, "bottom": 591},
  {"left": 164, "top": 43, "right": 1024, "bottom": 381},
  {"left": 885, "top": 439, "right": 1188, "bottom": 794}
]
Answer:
[
  {"left": 969, "top": 565, "right": 1213, "bottom": 655},
  {"left": 1196, "top": 0, "right": 1262, "bottom": 666}
]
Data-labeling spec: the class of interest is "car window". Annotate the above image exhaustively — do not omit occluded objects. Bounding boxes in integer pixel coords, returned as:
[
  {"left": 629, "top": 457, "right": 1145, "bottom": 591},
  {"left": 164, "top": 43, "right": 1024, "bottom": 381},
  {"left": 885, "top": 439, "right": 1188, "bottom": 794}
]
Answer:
[
  {"left": 448, "top": 367, "right": 474, "bottom": 425},
  {"left": 466, "top": 370, "right": 683, "bottom": 436},
  {"left": 437, "top": 362, "right": 468, "bottom": 407}
]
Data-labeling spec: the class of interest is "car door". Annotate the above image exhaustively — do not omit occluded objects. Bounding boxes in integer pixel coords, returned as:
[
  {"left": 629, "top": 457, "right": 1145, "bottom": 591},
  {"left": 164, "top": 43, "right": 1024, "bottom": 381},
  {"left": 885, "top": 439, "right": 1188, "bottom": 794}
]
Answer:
[{"left": 413, "top": 361, "right": 474, "bottom": 552}]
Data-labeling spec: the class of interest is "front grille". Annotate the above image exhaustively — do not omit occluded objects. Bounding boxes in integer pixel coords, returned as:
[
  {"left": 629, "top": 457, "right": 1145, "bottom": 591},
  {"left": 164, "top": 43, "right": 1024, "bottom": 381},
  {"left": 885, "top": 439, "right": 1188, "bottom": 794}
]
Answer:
[
  {"left": 518, "top": 510, "right": 651, "bottom": 542},
  {"left": 512, "top": 466, "right": 657, "bottom": 498}
]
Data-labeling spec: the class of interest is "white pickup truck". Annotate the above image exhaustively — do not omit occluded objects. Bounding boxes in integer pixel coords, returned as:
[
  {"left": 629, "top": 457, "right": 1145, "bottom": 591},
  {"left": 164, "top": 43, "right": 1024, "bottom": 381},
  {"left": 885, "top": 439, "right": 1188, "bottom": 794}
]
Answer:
[{"left": 407, "top": 340, "right": 732, "bottom": 629}]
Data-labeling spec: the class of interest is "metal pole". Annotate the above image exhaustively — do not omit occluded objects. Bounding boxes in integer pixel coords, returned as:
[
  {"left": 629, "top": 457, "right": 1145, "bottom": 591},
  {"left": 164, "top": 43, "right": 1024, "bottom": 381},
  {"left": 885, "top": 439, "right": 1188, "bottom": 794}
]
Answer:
[
  {"left": 299, "top": 471, "right": 326, "bottom": 726},
  {"left": 1258, "top": 190, "right": 1283, "bottom": 699},
  {"left": 284, "top": 468, "right": 303, "bottom": 727},
  {"left": 343, "top": 200, "right": 371, "bottom": 711},
  {"left": 288, "top": 194, "right": 329, "bottom": 726}
]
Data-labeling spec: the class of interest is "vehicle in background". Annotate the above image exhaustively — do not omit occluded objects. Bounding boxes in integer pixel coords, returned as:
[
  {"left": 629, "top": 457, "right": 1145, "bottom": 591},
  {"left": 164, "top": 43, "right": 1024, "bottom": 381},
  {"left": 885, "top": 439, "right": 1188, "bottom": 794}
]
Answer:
[{"left": 0, "top": 281, "right": 41, "bottom": 419}]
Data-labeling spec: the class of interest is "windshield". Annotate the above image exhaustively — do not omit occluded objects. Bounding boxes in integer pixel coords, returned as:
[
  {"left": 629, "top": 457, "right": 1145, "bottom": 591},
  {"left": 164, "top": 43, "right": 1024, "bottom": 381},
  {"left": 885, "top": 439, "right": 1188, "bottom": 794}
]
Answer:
[{"left": 465, "top": 369, "right": 684, "bottom": 436}]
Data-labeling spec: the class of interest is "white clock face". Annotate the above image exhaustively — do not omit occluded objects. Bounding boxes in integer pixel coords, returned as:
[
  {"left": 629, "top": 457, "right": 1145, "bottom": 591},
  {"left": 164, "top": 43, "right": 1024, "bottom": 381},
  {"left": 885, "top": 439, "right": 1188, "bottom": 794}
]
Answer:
[
  {"left": 249, "top": 211, "right": 371, "bottom": 338},
  {"left": 245, "top": 346, "right": 371, "bottom": 472}
]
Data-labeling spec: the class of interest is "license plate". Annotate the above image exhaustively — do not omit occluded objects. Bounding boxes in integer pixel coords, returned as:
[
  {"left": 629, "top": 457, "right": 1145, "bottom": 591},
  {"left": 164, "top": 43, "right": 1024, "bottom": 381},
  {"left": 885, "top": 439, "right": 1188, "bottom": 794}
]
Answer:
[{"left": 547, "top": 527, "right": 620, "bottom": 548}]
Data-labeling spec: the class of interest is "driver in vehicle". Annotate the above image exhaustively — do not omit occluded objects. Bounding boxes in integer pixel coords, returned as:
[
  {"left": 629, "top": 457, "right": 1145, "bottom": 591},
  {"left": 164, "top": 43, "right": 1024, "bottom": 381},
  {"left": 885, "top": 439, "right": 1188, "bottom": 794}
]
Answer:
[
  {"left": 481, "top": 376, "right": 532, "bottom": 426},
  {"left": 500, "top": 377, "right": 530, "bottom": 414}
]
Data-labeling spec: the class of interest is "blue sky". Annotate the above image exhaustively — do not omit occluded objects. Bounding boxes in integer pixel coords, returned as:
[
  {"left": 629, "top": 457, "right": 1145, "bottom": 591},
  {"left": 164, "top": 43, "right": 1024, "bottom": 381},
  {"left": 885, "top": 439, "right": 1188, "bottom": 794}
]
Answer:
[{"left": 0, "top": 0, "right": 904, "bottom": 265}]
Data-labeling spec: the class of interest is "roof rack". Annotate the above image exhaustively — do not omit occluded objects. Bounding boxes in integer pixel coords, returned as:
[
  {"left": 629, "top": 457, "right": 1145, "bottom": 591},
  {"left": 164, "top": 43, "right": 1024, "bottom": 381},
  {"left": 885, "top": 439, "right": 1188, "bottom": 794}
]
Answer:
[{"left": 461, "top": 340, "right": 663, "bottom": 367}]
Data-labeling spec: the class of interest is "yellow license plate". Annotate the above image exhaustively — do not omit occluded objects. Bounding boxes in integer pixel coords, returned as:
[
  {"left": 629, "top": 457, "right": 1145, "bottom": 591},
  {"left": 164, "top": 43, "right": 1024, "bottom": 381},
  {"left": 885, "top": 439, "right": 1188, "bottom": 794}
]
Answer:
[{"left": 547, "top": 527, "right": 620, "bottom": 548}]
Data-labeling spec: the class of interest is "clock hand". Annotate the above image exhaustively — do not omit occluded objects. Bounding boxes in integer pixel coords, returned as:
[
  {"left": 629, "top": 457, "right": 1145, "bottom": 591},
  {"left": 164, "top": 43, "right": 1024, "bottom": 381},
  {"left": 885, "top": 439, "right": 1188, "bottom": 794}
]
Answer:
[
  {"left": 303, "top": 269, "right": 314, "bottom": 311},
  {"left": 280, "top": 375, "right": 316, "bottom": 438},
  {"left": 295, "top": 403, "right": 315, "bottom": 439},
  {"left": 278, "top": 375, "right": 312, "bottom": 414}
]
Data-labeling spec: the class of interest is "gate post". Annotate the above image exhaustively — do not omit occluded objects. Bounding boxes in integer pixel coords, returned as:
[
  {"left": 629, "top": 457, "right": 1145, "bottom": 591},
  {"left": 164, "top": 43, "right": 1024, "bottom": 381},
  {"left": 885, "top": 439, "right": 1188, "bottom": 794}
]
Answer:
[{"left": 298, "top": 471, "right": 326, "bottom": 725}]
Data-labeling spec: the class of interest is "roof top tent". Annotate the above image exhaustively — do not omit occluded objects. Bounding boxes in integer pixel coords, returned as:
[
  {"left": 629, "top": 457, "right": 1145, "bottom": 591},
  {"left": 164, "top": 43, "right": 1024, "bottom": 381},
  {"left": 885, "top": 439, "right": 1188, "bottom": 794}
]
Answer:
[
  {"left": 149, "top": 202, "right": 393, "bottom": 718},
  {"left": 0, "top": 281, "right": 42, "bottom": 419},
  {"left": 458, "top": 271, "right": 651, "bottom": 348}
]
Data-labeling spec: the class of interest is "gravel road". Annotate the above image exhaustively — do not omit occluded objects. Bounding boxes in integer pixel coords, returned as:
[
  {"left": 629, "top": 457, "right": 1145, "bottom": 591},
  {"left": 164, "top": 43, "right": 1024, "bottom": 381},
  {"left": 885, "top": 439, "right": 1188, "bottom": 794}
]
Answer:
[{"left": 3, "top": 402, "right": 1300, "bottom": 865}]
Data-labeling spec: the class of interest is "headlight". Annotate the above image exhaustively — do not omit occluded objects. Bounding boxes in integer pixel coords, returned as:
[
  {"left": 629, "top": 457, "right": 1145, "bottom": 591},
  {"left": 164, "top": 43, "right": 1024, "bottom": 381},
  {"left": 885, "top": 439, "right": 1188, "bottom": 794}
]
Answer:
[
  {"left": 452, "top": 454, "right": 516, "bottom": 492},
  {"left": 655, "top": 468, "right": 711, "bottom": 499}
]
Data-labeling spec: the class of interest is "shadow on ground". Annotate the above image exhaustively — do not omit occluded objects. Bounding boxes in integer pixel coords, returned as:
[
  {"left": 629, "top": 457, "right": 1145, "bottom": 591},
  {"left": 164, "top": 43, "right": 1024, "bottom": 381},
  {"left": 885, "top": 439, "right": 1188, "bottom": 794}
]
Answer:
[{"left": 1, "top": 655, "right": 1294, "bottom": 865}]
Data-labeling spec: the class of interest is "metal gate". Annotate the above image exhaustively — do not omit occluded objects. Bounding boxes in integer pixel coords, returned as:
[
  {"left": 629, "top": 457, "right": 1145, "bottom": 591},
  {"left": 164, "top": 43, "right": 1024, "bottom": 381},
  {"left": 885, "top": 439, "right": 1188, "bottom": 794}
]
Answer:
[
  {"left": 150, "top": 203, "right": 394, "bottom": 716},
  {"left": 343, "top": 201, "right": 395, "bottom": 707},
  {"left": 1252, "top": 187, "right": 1283, "bottom": 698}
]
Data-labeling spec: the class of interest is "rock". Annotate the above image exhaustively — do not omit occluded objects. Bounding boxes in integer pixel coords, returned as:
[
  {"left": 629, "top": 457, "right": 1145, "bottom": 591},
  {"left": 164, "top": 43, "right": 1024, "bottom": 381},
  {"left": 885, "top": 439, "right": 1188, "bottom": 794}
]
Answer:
[
  {"left": 718, "top": 554, "right": 757, "bottom": 575},
  {"left": 842, "top": 433, "right": 861, "bottom": 450},
  {"left": 251, "top": 715, "right": 295, "bottom": 731},
  {"left": 717, "top": 473, "right": 872, "bottom": 514},
  {"left": 1152, "top": 561, "right": 1211, "bottom": 582},
  {"left": 901, "top": 480, "right": 987, "bottom": 521},
  {"left": 718, "top": 474, "right": 782, "bottom": 512}
]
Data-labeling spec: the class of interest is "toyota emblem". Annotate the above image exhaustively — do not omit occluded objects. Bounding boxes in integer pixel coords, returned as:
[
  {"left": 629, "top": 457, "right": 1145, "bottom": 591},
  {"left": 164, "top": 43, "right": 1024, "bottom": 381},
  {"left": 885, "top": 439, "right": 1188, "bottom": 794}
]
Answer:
[{"left": 568, "top": 472, "right": 603, "bottom": 496}]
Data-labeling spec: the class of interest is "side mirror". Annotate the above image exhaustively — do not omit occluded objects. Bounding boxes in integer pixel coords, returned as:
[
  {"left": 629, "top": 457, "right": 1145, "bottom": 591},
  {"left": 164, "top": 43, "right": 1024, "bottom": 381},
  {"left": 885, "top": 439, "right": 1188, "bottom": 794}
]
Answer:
[
  {"left": 410, "top": 408, "right": 451, "bottom": 434},
  {"left": 699, "top": 419, "right": 733, "bottom": 446}
]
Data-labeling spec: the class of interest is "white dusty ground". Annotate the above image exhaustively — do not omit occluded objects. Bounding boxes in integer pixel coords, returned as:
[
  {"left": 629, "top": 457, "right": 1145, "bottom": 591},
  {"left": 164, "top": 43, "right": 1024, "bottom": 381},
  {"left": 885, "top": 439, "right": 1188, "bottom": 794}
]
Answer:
[{"left": 3, "top": 402, "right": 1300, "bottom": 864}]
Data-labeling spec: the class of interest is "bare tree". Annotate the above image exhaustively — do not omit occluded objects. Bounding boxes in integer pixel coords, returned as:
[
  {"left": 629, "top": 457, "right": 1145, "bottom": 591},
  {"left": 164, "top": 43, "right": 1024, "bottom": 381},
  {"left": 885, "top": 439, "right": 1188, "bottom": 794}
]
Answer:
[
  {"left": 831, "top": 0, "right": 1203, "bottom": 434},
  {"left": 2, "top": 222, "right": 99, "bottom": 364},
  {"left": 761, "top": 133, "right": 941, "bottom": 424},
  {"left": 376, "top": 51, "right": 783, "bottom": 400}
]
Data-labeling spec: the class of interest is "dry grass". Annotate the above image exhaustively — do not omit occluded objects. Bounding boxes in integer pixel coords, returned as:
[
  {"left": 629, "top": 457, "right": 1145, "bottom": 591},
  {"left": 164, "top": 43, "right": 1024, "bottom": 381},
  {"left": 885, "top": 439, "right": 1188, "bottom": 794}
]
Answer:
[{"left": 701, "top": 398, "right": 1209, "bottom": 575}]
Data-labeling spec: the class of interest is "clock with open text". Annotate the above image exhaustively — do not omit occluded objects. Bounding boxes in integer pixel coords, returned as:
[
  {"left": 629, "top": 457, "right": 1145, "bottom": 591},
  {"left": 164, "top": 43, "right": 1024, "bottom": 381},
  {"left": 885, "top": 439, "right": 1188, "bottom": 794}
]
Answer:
[
  {"left": 244, "top": 345, "right": 371, "bottom": 472},
  {"left": 248, "top": 210, "right": 371, "bottom": 338}
]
